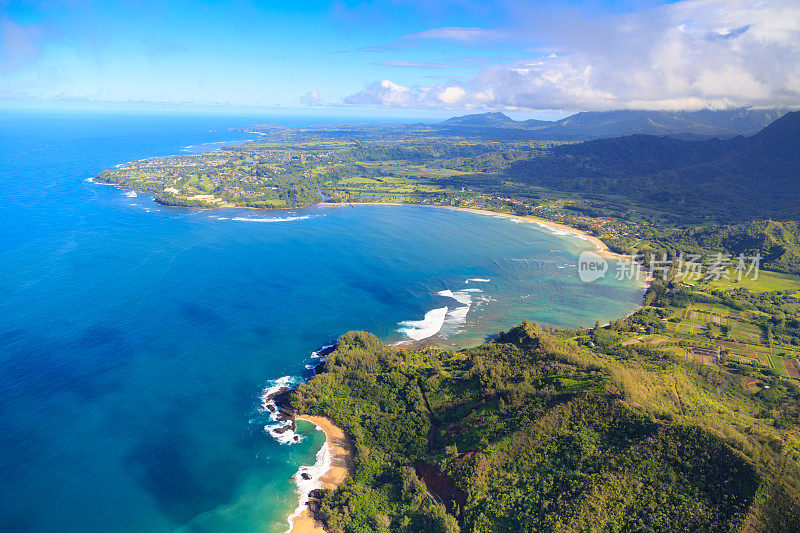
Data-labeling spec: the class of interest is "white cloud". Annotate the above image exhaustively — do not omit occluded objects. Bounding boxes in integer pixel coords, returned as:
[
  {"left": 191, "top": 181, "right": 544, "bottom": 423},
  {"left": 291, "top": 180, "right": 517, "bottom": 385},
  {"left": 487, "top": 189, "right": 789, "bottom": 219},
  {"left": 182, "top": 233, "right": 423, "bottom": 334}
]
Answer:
[
  {"left": 402, "top": 27, "right": 502, "bottom": 43},
  {"left": 344, "top": 80, "right": 417, "bottom": 106},
  {"left": 344, "top": 0, "right": 800, "bottom": 111},
  {"left": 438, "top": 86, "right": 466, "bottom": 104},
  {"left": 300, "top": 90, "right": 322, "bottom": 105},
  {"left": 345, "top": 80, "right": 475, "bottom": 108}
]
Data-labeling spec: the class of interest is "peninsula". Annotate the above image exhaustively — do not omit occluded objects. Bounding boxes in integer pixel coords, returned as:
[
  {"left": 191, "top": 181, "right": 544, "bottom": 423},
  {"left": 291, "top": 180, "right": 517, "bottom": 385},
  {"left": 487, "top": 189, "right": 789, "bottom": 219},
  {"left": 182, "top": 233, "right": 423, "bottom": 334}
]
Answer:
[{"left": 94, "top": 109, "right": 800, "bottom": 532}]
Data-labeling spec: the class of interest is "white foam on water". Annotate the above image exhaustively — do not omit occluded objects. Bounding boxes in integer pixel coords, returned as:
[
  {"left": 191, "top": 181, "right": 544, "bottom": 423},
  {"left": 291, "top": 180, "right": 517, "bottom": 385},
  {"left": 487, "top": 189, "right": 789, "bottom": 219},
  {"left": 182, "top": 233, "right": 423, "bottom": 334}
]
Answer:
[
  {"left": 437, "top": 289, "right": 468, "bottom": 304},
  {"left": 285, "top": 425, "right": 332, "bottom": 533},
  {"left": 397, "top": 307, "right": 448, "bottom": 340},
  {"left": 438, "top": 289, "right": 476, "bottom": 335},
  {"left": 124, "top": 191, "right": 137, "bottom": 198},
  {"left": 437, "top": 289, "right": 471, "bottom": 306},
  {"left": 465, "top": 278, "right": 490, "bottom": 283},
  {"left": 446, "top": 305, "right": 470, "bottom": 323},
  {"left": 86, "top": 178, "right": 117, "bottom": 186},
  {"left": 532, "top": 221, "right": 592, "bottom": 242},
  {"left": 532, "top": 221, "right": 572, "bottom": 236},
  {"left": 310, "top": 344, "right": 334, "bottom": 358},
  {"left": 392, "top": 339, "right": 415, "bottom": 347},
  {"left": 231, "top": 216, "right": 311, "bottom": 223},
  {"left": 259, "top": 376, "right": 305, "bottom": 445}
]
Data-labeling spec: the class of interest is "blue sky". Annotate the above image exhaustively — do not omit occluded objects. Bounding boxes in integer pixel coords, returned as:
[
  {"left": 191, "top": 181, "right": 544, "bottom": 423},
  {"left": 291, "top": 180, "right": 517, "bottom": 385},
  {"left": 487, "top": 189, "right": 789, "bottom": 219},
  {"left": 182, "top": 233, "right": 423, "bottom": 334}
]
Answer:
[{"left": 1, "top": 0, "right": 798, "bottom": 117}]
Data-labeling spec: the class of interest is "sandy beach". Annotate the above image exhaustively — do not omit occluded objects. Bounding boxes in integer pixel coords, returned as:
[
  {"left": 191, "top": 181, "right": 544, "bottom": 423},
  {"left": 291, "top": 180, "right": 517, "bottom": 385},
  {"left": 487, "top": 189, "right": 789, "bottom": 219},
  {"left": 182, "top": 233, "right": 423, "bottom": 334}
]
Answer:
[
  {"left": 320, "top": 201, "right": 624, "bottom": 261},
  {"left": 97, "top": 188, "right": 625, "bottom": 263},
  {"left": 289, "top": 416, "right": 354, "bottom": 533}
]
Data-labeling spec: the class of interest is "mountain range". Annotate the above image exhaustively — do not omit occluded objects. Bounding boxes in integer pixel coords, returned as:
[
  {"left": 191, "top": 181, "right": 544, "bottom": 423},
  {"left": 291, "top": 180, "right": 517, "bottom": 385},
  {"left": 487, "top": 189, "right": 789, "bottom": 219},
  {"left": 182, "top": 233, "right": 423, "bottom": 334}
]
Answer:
[
  {"left": 440, "top": 108, "right": 788, "bottom": 140},
  {"left": 506, "top": 111, "right": 800, "bottom": 222}
]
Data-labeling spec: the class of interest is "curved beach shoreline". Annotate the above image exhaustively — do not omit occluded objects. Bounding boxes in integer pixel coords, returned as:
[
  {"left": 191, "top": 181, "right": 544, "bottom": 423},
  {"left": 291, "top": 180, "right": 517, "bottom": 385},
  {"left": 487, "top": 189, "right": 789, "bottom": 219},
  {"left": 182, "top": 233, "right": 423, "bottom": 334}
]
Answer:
[
  {"left": 91, "top": 177, "right": 626, "bottom": 264},
  {"left": 289, "top": 416, "right": 354, "bottom": 533},
  {"left": 322, "top": 202, "right": 652, "bottom": 292},
  {"left": 319, "top": 202, "right": 623, "bottom": 261}
]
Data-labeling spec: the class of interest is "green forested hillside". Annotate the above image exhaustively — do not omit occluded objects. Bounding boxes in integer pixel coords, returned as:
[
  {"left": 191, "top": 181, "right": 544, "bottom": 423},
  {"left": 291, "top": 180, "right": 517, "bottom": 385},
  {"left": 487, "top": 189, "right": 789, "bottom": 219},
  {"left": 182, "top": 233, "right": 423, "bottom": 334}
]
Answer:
[
  {"left": 507, "top": 111, "right": 800, "bottom": 221},
  {"left": 681, "top": 222, "right": 800, "bottom": 275},
  {"left": 289, "top": 322, "right": 800, "bottom": 532},
  {"left": 599, "top": 221, "right": 800, "bottom": 276},
  {"left": 439, "top": 108, "right": 785, "bottom": 139},
  {"left": 443, "top": 112, "right": 518, "bottom": 127}
]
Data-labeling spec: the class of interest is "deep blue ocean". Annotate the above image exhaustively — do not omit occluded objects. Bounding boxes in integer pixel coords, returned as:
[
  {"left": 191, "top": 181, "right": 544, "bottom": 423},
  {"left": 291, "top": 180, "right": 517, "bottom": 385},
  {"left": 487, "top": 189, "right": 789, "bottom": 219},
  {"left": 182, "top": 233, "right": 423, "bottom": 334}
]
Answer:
[{"left": 0, "top": 110, "right": 643, "bottom": 532}]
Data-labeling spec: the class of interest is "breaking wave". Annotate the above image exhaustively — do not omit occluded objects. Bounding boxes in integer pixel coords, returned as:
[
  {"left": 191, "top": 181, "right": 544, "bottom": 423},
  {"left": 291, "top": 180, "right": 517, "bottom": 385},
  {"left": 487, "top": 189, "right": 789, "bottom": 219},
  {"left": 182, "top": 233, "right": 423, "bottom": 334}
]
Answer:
[
  {"left": 258, "top": 376, "right": 305, "bottom": 445},
  {"left": 231, "top": 215, "right": 312, "bottom": 223},
  {"left": 285, "top": 426, "right": 332, "bottom": 533},
  {"left": 438, "top": 288, "right": 475, "bottom": 336},
  {"left": 437, "top": 289, "right": 471, "bottom": 306},
  {"left": 397, "top": 307, "right": 449, "bottom": 341}
]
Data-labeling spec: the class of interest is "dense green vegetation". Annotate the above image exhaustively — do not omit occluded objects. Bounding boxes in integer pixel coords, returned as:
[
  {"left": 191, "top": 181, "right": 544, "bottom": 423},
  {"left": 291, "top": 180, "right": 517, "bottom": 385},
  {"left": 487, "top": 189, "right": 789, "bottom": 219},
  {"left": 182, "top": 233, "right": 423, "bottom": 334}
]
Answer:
[
  {"left": 594, "top": 220, "right": 800, "bottom": 276},
  {"left": 284, "top": 239, "right": 800, "bottom": 532},
  {"left": 506, "top": 112, "right": 800, "bottom": 222},
  {"left": 439, "top": 108, "right": 784, "bottom": 139},
  {"left": 289, "top": 320, "right": 800, "bottom": 532}
]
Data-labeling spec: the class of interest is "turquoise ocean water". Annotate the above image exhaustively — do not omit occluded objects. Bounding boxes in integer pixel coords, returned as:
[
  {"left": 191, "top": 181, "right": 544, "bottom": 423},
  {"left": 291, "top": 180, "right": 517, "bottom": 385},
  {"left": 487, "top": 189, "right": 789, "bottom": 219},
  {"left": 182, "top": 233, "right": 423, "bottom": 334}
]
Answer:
[{"left": 0, "top": 111, "right": 643, "bottom": 532}]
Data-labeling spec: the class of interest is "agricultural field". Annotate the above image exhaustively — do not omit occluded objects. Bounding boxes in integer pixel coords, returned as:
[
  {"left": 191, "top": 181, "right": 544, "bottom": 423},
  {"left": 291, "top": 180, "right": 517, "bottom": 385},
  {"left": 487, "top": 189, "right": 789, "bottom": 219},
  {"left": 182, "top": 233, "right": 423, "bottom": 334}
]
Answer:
[
  {"left": 601, "top": 279, "right": 800, "bottom": 383},
  {"left": 678, "top": 267, "right": 800, "bottom": 293}
]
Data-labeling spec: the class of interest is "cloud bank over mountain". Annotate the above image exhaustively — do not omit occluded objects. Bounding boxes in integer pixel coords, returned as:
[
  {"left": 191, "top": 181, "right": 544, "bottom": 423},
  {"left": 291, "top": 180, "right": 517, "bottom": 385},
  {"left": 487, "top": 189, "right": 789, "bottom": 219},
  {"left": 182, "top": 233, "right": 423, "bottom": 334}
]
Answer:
[{"left": 344, "top": 0, "right": 800, "bottom": 111}]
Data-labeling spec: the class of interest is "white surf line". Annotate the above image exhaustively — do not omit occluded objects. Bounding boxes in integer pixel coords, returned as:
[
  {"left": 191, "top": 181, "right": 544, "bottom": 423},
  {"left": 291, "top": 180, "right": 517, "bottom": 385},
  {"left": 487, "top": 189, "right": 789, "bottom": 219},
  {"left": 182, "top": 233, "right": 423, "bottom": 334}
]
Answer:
[{"left": 397, "top": 306, "right": 449, "bottom": 341}]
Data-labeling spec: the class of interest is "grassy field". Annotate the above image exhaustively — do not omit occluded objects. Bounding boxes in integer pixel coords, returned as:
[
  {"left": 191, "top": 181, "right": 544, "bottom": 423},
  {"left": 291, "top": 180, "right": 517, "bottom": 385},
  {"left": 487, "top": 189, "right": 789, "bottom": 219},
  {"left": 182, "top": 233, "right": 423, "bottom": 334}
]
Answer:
[
  {"left": 769, "top": 352, "right": 789, "bottom": 376},
  {"left": 681, "top": 268, "right": 800, "bottom": 293},
  {"left": 655, "top": 300, "right": 800, "bottom": 377}
]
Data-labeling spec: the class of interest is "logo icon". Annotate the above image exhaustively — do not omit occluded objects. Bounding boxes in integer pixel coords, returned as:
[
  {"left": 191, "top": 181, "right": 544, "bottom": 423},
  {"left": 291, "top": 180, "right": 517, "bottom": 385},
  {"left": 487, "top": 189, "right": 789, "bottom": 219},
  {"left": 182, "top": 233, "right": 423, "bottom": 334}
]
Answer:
[{"left": 578, "top": 251, "right": 608, "bottom": 282}]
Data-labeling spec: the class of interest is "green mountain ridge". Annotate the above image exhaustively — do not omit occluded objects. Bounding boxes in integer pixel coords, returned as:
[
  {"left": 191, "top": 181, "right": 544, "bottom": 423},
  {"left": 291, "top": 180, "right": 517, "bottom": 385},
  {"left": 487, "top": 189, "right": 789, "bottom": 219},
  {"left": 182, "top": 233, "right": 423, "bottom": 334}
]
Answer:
[
  {"left": 683, "top": 222, "right": 800, "bottom": 275},
  {"left": 443, "top": 112, "right": 517, "bottom": 126},
  {"left": 506, "top": 111, "right": 800, "bottom": 222},
  {"left": 289, "top": 321, "right": 800, "bottom": 532},
  {"left": 439, "top": 108, "right": 788, "bottom": 139}
]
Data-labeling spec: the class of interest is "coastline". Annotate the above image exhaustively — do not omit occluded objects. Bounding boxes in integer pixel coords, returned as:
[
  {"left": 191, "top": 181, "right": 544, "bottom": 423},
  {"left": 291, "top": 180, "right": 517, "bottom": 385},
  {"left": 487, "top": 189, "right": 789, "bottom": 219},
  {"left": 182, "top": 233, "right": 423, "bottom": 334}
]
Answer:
[
  {"left": 321, "top": 202, "right": 652, "bottom": 312},
  {"left": 91, "top": 178, "right": 651, "bottom": 311},
  {"left": 89, "top": 177, "right": 631, "bottom": 267},
  {"left": 288, "top": 416, "right": 354, "bottom": 533},
  {"left": 320, "top": 201, "right": 625, "bottom": 262}
]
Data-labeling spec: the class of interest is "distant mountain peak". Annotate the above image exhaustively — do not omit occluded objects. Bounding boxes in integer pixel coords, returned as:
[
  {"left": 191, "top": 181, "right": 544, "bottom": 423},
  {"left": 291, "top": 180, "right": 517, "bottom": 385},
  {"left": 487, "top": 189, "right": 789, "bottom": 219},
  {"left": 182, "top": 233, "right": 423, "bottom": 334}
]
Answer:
[
  {"left": 748, "top": 110, "right": 800, "bottom": 152},
  {"left": 506, "top": 112, "right": 800, "bottom": 222},
  {"left": 437, "top": 108, "right": 787, "bottom": 139},
  {"left": 753, "top": 109, "right": 800, "bottom": 137},
  {"left": 443, "top": 112, "right": 515, "bottom": 126}
]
